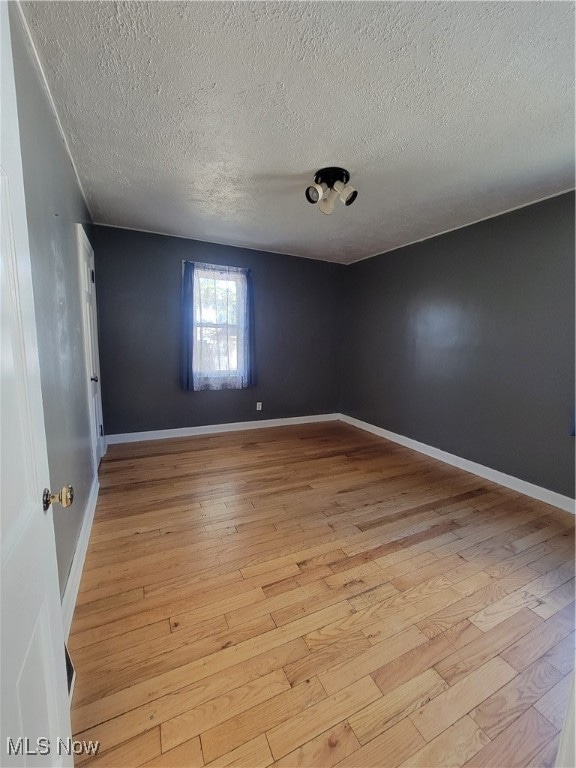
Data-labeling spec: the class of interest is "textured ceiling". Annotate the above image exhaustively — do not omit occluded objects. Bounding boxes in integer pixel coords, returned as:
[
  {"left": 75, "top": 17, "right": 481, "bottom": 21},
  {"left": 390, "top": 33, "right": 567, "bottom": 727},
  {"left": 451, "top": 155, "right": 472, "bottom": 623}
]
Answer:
[{"left": 21, "top": 1, "right": 575, "bottom": 263}]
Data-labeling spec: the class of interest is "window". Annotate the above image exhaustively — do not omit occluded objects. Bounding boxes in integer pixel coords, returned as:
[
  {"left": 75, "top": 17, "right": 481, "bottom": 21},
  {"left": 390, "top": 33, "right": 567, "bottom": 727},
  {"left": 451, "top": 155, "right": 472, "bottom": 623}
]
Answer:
[{"left": 180, "top": 261, "right": 255, "bottom": 390}]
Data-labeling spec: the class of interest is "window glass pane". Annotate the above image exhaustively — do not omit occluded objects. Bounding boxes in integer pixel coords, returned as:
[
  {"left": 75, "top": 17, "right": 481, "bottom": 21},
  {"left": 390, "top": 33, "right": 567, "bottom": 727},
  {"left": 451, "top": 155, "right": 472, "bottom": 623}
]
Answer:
[
  {"left": 195, "top": 326, "right": 238, "bottom": 372},
  {"left": 197, "top": 276, "right": 238, "bottom": 325},
  {"left": 197, "top": 278, "right": 216, "bottom": 323}
]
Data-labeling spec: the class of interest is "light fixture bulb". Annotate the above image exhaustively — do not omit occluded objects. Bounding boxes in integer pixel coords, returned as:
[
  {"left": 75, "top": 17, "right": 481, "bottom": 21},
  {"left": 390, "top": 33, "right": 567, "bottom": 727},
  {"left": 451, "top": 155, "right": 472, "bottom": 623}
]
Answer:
[
  {"left": 339, "top": 185, "right": 358, "bottom": 206},
  {"left": 305, "top": 182, "right": 327, "bottom": 204},
  {"left": 318, "top": 188, "right": 339, "bottom": 215}
]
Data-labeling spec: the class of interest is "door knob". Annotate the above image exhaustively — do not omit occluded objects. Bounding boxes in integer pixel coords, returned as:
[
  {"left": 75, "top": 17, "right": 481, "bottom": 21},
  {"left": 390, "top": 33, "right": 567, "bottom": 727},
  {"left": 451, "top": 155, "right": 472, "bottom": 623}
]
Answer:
[
  {"left": 90, "top": 375, "right": 99, "bottom": 382},
  {"left": 43, "top": 484, "right": 74, "bottom": 512}
]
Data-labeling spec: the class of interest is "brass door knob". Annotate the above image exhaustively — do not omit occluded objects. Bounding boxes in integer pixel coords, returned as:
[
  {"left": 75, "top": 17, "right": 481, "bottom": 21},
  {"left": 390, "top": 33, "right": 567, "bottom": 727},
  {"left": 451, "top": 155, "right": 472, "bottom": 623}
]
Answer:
[{"left": 42, "top": 484, "right": 74, "bottom": 512}]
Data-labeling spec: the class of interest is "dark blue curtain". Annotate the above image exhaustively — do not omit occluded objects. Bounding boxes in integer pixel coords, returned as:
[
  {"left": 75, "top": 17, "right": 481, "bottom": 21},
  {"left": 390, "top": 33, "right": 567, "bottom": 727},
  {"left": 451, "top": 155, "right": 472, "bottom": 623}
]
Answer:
[
  {"left": 246, "top": 268, "right": 257, "bottom": 387},
  {"left": 180, "top": 260, "right": 195, "bottom": 390}
]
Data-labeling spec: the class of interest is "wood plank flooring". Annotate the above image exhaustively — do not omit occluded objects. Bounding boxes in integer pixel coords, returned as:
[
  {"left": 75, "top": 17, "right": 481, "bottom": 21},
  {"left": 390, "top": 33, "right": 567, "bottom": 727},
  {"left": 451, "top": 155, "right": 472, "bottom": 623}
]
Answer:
[{"left": 70, "top": 422, "right": 575, "bottom": 767}]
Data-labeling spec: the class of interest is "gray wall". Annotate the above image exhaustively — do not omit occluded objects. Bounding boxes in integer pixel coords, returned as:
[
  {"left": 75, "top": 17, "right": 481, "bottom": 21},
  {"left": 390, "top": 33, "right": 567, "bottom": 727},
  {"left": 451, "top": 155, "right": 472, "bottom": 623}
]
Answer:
[
  {"left": 342, "top": 192, "right": 575, "bottom": 498},
  {"left": 92, "top": 226, "right": 344, "bottom": 433},
  {"left": 10, "top": 8, "right": 95, "bottom": 596}
]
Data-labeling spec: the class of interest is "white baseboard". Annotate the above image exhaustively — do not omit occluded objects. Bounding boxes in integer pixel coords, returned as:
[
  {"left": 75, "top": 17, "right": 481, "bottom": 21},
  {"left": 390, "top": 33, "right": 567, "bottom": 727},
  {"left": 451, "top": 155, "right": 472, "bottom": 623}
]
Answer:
[
  {"left": 338, "top": 414, "right": 575, "bottom": 515},
  {"left": 61, "top": 475, "right": 99, "bottom": 639},
  {"left": 106, "top": 413, "right": 340, "bottom": 444}
]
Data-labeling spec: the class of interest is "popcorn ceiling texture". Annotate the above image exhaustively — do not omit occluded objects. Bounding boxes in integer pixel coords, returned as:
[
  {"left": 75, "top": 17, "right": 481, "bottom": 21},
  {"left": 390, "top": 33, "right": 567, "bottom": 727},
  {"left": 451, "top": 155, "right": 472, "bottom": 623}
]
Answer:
[{"left": 22, "top": 1, "right": 574, "bottom": 263}]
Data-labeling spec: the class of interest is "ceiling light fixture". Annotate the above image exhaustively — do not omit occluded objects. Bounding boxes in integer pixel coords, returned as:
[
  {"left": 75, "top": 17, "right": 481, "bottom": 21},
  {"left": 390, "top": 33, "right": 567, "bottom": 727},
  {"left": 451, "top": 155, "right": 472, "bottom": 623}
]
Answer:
[{"left": 305, "top": 167, "right": 357, "bottom": 214}]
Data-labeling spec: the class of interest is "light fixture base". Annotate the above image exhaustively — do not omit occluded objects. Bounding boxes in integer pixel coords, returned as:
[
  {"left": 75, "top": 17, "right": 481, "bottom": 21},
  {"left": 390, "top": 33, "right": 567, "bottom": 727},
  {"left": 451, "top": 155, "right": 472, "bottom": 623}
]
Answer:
[{"left": 314, "top": 167, "right": 350, "bottom": 188}]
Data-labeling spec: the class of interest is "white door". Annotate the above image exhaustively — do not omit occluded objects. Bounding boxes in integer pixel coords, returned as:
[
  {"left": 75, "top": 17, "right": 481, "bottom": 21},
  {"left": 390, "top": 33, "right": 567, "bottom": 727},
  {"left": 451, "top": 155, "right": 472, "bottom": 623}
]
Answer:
[
  {"left": 1, "top": 5, "right": 73, "bottom": 766},
  {"left": 77, "top": 225, "right": 105, "bottom": 470}
]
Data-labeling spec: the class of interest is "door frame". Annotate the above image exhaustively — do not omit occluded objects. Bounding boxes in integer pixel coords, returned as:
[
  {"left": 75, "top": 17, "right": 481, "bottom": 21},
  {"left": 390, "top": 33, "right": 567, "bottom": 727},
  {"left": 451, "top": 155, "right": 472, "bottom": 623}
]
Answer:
[{"left": 77, "top": 224, "right": 106, "bottom": 469}]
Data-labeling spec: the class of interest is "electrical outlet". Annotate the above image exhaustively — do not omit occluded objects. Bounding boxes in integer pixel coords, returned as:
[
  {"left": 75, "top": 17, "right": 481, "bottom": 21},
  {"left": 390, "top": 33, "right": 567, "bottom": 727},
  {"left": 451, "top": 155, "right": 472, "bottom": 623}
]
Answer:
[{"left": 256, "top": 402, "right": 262, "bottom": 411}]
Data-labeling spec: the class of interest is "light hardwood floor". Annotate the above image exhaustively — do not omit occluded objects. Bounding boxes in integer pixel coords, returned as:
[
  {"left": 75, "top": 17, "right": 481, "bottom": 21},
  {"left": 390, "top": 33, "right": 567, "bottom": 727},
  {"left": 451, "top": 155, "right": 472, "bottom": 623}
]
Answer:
[{"left": 70, "top": 422, "right": 575, "bottom": 767}]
